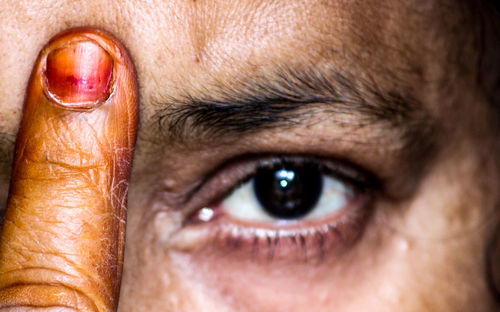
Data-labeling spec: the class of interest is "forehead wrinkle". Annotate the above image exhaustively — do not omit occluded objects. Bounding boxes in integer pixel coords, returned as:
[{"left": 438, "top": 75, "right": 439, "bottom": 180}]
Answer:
[
  {"left": 139, "top": 0, "right": 468, "bottom": 155},
  {"left": 141, "top": 0, "right": 456, "bottom": 113},
  {"left": 186, "top": 0, "right": 331, "bottom": 70},
  {"left": 179, "top": 1, "right": 441, "bottom": 95},
  {"left": 187, "top": 1, "right": 273, "bottom": 60}
]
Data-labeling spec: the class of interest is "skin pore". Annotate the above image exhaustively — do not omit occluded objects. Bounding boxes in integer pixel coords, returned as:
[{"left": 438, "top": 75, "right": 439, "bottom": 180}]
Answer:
[{"left": 0, "top": 0, "right": 499, "bottom": 311}]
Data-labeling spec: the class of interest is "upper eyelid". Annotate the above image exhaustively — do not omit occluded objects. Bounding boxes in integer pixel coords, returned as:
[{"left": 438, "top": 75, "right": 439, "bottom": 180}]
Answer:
[{"left": 257, "top": 156, "right": 374, "bottom": 185}]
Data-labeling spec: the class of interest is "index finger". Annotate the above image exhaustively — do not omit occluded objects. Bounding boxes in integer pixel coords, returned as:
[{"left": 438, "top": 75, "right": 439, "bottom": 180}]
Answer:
[{"left": 0, "top": 28, "right": 139, "bottom": 311}]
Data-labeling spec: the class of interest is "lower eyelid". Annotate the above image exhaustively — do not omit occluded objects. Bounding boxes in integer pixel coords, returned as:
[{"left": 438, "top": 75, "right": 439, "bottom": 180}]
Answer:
[
  {"left": 172, "top": 194, "right": 372, "bottom": 262},
  {"left": 172, "top": 219, "right": 365, "bottom": 263}
]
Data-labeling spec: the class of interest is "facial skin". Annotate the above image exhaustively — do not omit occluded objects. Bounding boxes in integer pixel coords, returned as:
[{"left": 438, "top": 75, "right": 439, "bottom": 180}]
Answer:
[{"left": 0, "top": 0, "right": 499, "bottom": 311}]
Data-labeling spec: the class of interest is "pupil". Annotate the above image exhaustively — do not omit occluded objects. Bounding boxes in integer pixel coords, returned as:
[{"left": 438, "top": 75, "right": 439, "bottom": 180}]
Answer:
[{"left": 253, "top": 164, "right": 323, "bottom": 220}]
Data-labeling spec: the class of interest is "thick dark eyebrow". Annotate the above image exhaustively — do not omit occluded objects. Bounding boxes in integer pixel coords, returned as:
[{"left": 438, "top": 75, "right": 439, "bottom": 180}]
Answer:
[{"left": 154, "top": 66, "right": 431, "bottom": 148}]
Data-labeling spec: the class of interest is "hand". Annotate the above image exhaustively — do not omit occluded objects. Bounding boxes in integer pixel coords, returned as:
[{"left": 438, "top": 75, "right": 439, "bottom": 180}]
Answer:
[{"left": 0, "top": 28, "right": 139, "bottom": 312}]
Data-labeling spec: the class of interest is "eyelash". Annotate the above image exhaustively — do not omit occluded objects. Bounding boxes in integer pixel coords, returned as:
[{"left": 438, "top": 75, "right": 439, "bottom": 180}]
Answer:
[{"left": 175, "top": 155, "right": 377, "bottom": 262}]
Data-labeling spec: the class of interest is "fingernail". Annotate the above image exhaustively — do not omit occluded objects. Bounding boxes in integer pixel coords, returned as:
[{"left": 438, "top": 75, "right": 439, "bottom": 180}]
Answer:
[{"left": 45, "top": 41, "right": 113, "bottom": 107}]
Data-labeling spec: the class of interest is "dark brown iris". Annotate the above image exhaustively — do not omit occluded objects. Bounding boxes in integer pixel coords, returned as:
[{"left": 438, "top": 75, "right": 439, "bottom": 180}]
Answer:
[{"left": 253, "top": 164, "right": 323, "bottom": 220}]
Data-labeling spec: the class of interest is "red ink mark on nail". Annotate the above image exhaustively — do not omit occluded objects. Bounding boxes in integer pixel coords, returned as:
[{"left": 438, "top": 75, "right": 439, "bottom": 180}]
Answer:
[{"left": 46, "top": 41, "right": 113, "bottom": 104}]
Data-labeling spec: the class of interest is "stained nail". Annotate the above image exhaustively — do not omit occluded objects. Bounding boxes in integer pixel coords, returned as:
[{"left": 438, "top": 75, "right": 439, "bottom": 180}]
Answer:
[
  {"left": 0, "top": 28, "right": 137, "bottom": 312},
  {"left": 45, "top": 41, "right": 113, "bottom": 105}
]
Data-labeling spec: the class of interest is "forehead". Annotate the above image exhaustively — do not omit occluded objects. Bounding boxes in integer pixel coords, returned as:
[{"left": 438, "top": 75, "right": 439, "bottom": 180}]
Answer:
[
  {"left": 143, "top": 1, "right": 438, "bottom": 61},
  {"left": 132, "top": 0, "right": 468, "bottom": 109},
  {"left": 0, "top": 0, "right": 477, "bottom": 141}
]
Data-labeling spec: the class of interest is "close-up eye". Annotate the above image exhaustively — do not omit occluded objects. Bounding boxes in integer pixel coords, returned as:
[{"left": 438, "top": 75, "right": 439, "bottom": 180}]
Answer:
[
  {"left": 183, "top": 157, "right": 375, "bottom": 261},
  {"left": 218, "top": 161, "right": 353, "bottom": 222}
]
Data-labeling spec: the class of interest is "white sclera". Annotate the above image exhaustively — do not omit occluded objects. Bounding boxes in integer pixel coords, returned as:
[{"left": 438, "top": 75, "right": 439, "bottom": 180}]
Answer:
[{"left": 221, "top": 175, "right": 353, "bottom": 222}]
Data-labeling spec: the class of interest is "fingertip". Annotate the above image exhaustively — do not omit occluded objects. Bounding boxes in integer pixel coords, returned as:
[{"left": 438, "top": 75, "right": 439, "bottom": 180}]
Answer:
[
  {"left": 45, "top": 41, "right": 114, "bottom": 106},
  {"left": 37, "top": 27, "right": 137, "bottom": 112},
  {"left": 0, "top": 27, "right": 138, "bottom": 311}
]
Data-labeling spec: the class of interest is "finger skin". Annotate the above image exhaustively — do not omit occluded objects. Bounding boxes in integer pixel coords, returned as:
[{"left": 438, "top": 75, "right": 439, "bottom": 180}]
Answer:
[{"left": 0, "top": 28, "right": 139, "bottom": 311}]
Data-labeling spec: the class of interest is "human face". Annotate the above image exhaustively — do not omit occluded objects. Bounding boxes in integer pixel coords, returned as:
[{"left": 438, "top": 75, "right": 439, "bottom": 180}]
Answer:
[{"left": 0, "top": 1, "right": 499, "bottom": 311}]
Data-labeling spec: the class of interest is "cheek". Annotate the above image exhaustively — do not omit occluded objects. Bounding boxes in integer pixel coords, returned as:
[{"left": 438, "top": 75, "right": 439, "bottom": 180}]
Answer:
[
  {"left": 384, "top": 235, "right": 492, "bottom": 311},
  {"left": 189, "top": 256, "right": 361, "bottom": 312},
  {"left": 151, "top": 217, "right": 393, "bottom": 312},
  {"left": 369, "top": 157, "right": 498, "bottom": 311},
  {"left": 119, "top": 179, "right": 227, "bottom": 312},
  {"left": 119, "top": 208, "right": 491, "bottom": 312},
  {"left": 120, "top": 239, "right": 240, "bottom": 311}
]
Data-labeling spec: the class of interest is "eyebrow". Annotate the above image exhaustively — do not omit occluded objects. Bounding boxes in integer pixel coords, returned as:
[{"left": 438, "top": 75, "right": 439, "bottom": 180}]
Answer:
[{"left": 154, "top": 65, "right": 432, "bottom": 150}]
